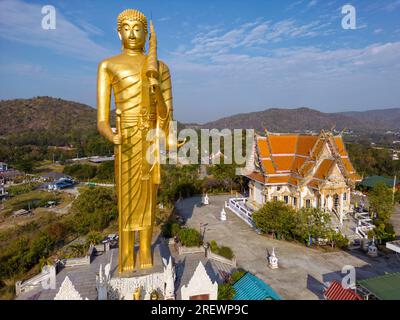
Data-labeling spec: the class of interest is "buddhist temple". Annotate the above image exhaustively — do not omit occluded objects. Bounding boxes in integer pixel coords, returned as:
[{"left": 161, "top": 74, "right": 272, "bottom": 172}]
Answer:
[{"left": 244, "top": 130, "right": 361, "bottom": 222}]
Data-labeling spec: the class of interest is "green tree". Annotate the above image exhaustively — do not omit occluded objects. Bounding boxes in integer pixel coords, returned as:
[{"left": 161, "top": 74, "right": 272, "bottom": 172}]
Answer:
[
  {"left": 95, "top": 160, "right": 114, "bottom": 182},
  {"left": 63, "top": 163, "right": 97, "bottom": 180},
  {"left": 71, "top": 187, "right": 117, "bottom": 235},
  {"left": 294, "top": 208, "right": 332, "bottom": 244},
  {"left": 368, "top": 182, "right": 394, "bottom": 222},
  {"left": 252, "top": 201, "right": 296, "bottom": 239}
]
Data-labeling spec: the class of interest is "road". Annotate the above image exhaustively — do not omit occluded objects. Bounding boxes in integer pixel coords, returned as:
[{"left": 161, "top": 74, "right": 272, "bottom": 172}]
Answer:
[{"left": 175, "top": 195, "right": 400, "bottom": 300}]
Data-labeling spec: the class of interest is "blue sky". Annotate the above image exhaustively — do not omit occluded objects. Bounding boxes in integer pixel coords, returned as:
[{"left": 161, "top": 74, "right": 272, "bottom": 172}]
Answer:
[{"left": 0, "top": 0, "right": 399, "bottom": 123}]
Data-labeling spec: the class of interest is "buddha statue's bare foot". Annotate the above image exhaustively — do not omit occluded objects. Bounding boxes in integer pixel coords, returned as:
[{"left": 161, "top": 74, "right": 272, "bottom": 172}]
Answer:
[{"left": 139, "top": 249, "right": 153, "bottom": 269}]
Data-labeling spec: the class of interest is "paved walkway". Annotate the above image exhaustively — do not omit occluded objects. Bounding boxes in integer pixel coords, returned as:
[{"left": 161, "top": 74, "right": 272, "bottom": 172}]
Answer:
[
  {"left": 391, "top": 205, "right": 400, "bottom": 239},
  {"left": 175, "top": 195, "right": 400, "bottom": 300}
]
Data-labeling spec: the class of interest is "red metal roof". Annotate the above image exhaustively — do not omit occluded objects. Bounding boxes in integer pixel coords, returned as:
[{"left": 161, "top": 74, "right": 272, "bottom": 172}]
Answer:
[{"left": 324, "top": 280, "right": 363, "bottom": 300}]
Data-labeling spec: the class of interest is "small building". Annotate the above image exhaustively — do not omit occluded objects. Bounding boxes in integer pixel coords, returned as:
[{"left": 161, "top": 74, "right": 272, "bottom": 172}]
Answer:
[
  {"left": 357, "top": 273, "right": 400, "bottom": 300},
  {"left": 324, "top": 280, "right": 363, "bottom": 300},
  {"left": 0, "top": 169, "right": 23, "bottom": 184},
  {"left": 12, "top": 209, "right": 31, "bottom": 217},
  {"left": 0, "top": 185, "right": 8, "bottom": 200},
  {"left": 0, "top": 162, "right": 8, "bottom": 172},
  {"left": 180, "top": 261, "right": 218, "bottom": 300},
  {"left": 233, "top": 272, "right": 282, "bottom": 300},
  {"left": 244, "top": 130, "right": 361, "bottom": 222},
  {"left": 359, "top": 175, "right": 399, "bottom": 190}
]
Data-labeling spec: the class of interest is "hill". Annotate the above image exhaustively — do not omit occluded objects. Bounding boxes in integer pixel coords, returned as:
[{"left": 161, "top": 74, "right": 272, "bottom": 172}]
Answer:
[
  {"left": 1, "top": 97, "right": 399, "bottom": 139},
  {"left": 199, "top": 107, "right": 400, "bottom": 132},
  {"left": 0, "top": 96, "right": 98, "bottom": 136}
]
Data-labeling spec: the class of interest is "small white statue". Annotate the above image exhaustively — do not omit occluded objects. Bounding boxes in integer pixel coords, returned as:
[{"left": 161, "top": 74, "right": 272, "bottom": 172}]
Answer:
[
  {"left": 220, "top": 208, "right": 226, "bottom": 221},
  {"left": 367, "top": 237, "right": 378, "bottom": 257},
  {"left": 268, "top": 248, "right": 279, "bottom": 269},
  {"left": 203, "top": 193, "right": 209, "bottom": 205}
]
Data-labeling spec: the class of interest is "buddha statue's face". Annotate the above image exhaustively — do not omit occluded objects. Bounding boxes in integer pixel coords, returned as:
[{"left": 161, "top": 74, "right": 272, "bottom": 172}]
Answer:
[{"left": 118, "top": 19, "right": 147, "bottom": 51}]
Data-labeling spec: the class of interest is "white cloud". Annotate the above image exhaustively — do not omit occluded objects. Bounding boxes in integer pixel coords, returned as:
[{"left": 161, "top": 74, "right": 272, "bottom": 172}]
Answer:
[
  {"left": 308, "top": 0, "right": 318, "bottom": 8},
  {"left": 179, "top": 18, "right": 334, "bottom": 60},
  {"left": 0, "top": 0, "right": 113, "bottom": 61},
  {"left": 168, "top": 19, "right": 400, "bottom": 122},
  {"left": 385, "top": 0, "right": 400, "bottom": 11}
]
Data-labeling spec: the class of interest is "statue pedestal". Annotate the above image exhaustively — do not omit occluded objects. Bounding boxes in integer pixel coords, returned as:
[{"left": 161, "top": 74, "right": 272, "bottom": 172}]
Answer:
[
  {"left": 104, "top": 241, "right": 174, "bottom": 300},
  {"left": 112, "top": 243, "right": 165, "bottom": 278}
]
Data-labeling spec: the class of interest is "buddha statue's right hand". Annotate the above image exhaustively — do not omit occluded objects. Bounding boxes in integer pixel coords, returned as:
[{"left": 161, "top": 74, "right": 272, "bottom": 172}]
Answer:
[{"left": 112, "top": 134, "right": 122, "bottom": 145}]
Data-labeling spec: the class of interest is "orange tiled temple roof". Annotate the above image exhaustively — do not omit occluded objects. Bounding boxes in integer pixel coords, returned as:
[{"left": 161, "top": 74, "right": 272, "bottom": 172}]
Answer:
[{"left": 246, "top": 131, "right": 361, "bottom": 188}]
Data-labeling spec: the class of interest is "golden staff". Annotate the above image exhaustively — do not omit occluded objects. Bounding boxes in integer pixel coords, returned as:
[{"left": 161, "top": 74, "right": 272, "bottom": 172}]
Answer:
[
  {"left": 146, "top": 20, "right": 161, "bottom": 183},
  {"left": 116, "top": 108, "right": 123, "bottom": 273},
  {"left": 146, "top": 20, "right": 158, "bottom": 93}
]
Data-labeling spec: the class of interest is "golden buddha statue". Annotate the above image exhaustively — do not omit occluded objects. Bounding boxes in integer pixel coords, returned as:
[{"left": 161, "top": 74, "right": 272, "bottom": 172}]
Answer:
[
  {"left": 133, "top": 287, "right": 141, "bottom": 300},
  {"left": 97, "top": 9, "right": 173, "bottom": 273}
]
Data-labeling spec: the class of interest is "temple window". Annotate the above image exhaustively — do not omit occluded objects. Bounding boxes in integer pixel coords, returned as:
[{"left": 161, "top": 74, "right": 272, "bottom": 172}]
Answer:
[
  {"left": 306, "top": 199, "right": 311, "bottom": 208},
  {"left": 273, "top": 196, "right": 278, "bottom": 202},
  {"left": 343, "top": 193, "right": 347, "bottom": 201},
  {"left": 284, "top": 196, "right": 289, "bottom": 204},
  {"left": 293, "top": 197, "right": 297, "bottom": 206}
]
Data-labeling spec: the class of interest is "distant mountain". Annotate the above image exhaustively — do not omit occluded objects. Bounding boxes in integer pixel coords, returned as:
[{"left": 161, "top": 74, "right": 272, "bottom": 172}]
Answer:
[
  {"left": 199, "top": 107, "right": 400, "bottom": 133},
  {"left": 0, "top": 97, "right": 398, "bottom": 140},
  {"left": 340, "top": 108, "right": 400, "bottom": 130},
  {"left": 0, "top": 96, "right": 98, "bottom": 136}
]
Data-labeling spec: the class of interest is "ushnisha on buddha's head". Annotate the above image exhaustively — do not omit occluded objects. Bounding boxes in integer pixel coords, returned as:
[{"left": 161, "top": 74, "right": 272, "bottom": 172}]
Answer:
[{"left": 117, "top": 9, "right": 148, "bottom": 52}]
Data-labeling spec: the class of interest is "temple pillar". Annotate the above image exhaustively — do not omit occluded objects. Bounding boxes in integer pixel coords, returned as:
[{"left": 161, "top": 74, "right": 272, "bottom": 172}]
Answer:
[{"left": 339, "top": 191, "right": 344, "bottom": 225}]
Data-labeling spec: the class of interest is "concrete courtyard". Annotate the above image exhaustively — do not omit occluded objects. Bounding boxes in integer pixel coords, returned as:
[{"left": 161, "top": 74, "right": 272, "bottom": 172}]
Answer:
[{"left": 175, "top": 195, "right": 400, "bottom": 300}]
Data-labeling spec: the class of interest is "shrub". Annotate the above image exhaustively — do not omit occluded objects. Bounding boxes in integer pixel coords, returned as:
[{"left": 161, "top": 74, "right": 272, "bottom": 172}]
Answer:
[
  {"left": 162, "top": 221, "right": 181, "bottom": 238},
  {"left": 209, "top": 240, "right": 234, "bottom": 260},
  {"left": 218, "top": 283, "right": 236, "bottom": 300},
  {"left": 7, "top": 183, "right": 39, "bottom": 196},
  {"left": 178, "top": 228, "right": 202, "bottom": 247},
  {"left": 95, "top": 160, "right": 114, "bottom": 182},
  {"left": 217, "top": 246, "right": 234, "bottom": 260},
  {"left": 71, "top": 187, "right": 117, "bottom": 235},
  {"left": 210, "top": 240, "right": 218, "bottom": 252},
  {"left": 369, "top": 220, "right": 396, "bottom": 242},
  {"left": 230, "top": 270, "right": 246, "bottom": 284},
  {"left": 63, "top": 163, "right": 97, "bottom": 180},
  {"left": 86, "top": 231, "right": 103, "bottom": 246},
  {"left": 328, "top": 231, "right": 349, "bottom": 249}
]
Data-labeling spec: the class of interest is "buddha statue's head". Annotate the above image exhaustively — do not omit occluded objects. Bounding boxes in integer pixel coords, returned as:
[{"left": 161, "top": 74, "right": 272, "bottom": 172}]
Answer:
[{"left": 117, "top": 9, "right": 148, "bottom": 52}]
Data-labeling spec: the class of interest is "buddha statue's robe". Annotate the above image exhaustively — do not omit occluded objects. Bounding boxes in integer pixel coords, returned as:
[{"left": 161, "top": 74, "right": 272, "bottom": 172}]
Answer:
[{"left": 99, "top": 53, "right": 172, "bottom": 231}]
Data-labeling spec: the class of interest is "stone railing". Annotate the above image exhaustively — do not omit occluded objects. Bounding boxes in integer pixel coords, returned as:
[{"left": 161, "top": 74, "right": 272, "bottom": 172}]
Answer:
[
  {"left": 207, "top": 251, "right": 237, "bottom": 267},
  {"left": 176, "top": 244, "right": 236, "bottom": 267},
  {"left": 226, "top": 197, "right": 257, "bottom": 228},
  {"left": 15, "top": 265, "right": 56, "bottom": 296},
  {"left": 178, "top": 246, "right": 205, "bottom": 255},
  {"left": 63, "top": 244, "right": 96, "bottom": 267}
]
